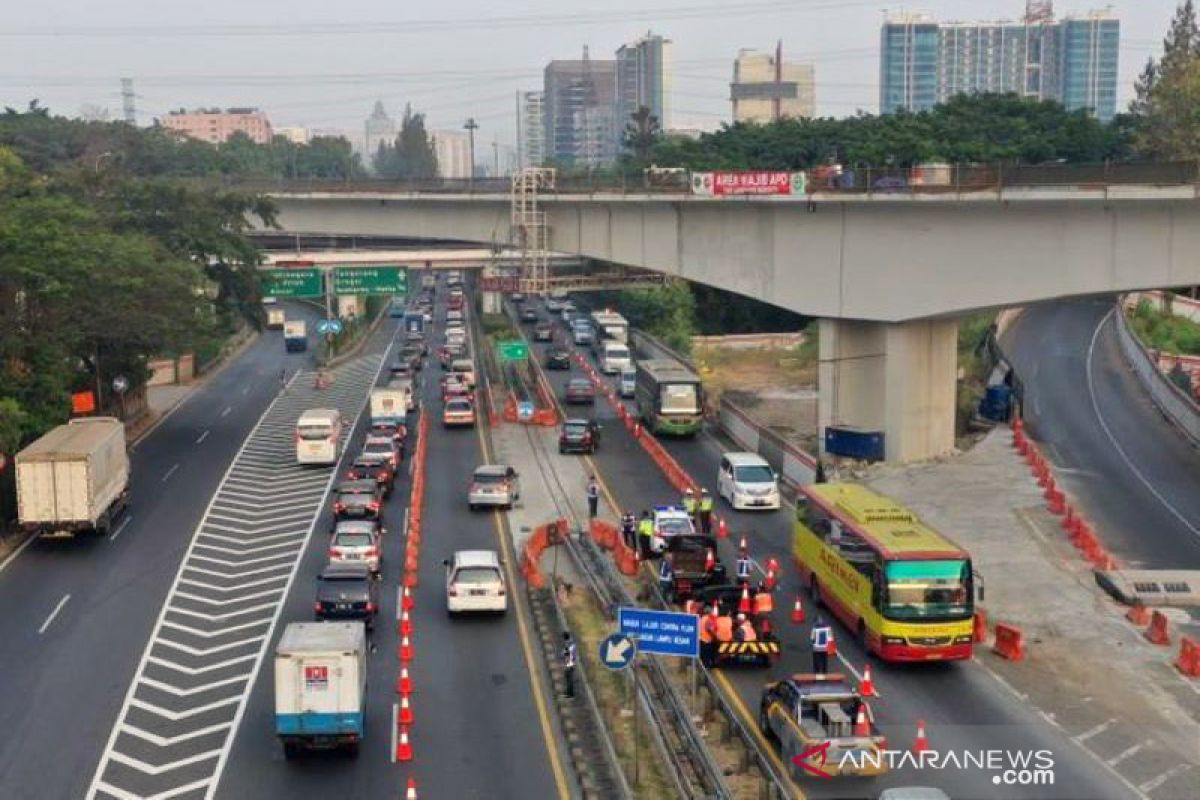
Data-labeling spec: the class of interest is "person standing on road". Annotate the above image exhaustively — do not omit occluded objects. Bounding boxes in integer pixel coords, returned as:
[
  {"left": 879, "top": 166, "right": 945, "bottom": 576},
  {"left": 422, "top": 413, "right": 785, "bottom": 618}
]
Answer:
[
  {"left": 620, "top": 512, "right": 637, "bottom": 550},
  {"left": 736, "top": 553, "right": 752, "bottom": 584},
  {"left": 698, "top": 489, "right": 714, "bottom": 534},
  {"left": 810, "top": 615, "right": 832, "bottom": 674},
  {"left": 586, "top": 476, "right": 600, "bottom": 519},
  {"left": 681, "top": 487, "right": 697, "bottom": 522},
  {"left": 637, "top": 510, "right": 654, "bottom": 559},
  {"left": 561, "top": 632, "right": 577, "bottom": 698}
]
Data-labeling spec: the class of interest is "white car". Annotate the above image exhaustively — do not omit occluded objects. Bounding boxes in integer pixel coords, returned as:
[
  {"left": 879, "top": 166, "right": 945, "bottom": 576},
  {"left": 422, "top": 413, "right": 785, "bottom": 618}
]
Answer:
[
  {"left": 468, "top": 464, "right": 520, "bottom": 510},
  {"left": 651, "top": 506, "right": 695, "bottom": 553},
  {"left": 329, "top": 520, "right": 383, "bottom": 574},
  {"left": 444, "top": 550, "right": 507, "bottom": 615},
  {"left": 717, "top": 452, "right": 781, "bottom": 510}
]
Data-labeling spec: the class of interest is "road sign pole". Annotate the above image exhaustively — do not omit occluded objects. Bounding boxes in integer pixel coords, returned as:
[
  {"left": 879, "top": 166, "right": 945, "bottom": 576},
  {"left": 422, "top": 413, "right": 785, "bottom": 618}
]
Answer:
[{"left": 633, "top": 651, "right": 640, "bottom": 787}]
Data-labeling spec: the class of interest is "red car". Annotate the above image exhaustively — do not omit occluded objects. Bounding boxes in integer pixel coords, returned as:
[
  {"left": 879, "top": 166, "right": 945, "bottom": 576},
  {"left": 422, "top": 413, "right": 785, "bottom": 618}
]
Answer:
[{"left": 564, "top": 378, "right": 596, "bottom": 405}]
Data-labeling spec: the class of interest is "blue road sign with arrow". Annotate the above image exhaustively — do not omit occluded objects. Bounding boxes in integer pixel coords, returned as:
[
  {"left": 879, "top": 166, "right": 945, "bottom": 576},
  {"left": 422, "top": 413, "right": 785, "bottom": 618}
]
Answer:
[
  {"left": 317, "top": 319, "right": 344, "bottom": 335},
  {"left": 599, "top": 633, "right": 636, "bottom": 670}
]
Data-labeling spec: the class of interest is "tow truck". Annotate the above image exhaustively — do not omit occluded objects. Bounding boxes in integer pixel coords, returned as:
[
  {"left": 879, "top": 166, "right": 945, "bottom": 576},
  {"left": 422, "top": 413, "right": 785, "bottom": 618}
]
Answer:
[
  {"left": 759, "top": 673, "right": 889, "bottom": 779},
  {"left": 658, "top": 533, "right": 727, "bottom": 602}
]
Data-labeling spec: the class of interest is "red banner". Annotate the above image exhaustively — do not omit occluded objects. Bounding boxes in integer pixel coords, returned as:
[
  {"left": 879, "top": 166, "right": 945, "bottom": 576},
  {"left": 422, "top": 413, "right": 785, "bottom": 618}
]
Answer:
[{"left": 692, "top": 171, "right": 800, "bottom": 196}]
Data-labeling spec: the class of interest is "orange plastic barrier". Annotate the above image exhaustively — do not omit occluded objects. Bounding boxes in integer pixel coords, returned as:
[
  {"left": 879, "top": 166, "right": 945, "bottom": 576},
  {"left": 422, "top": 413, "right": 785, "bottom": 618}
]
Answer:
[
  {"left": 590, "top": 519, "right": 619, "bottom": 551},
  {"left": 1176, "top": 636, "right": 1200, "bottom": 678},
  {"left": 972, "top": 610, "right": 988, "bottom": 643},
  {"left": 992, "top": 623, "right": 1025, "bottom": 661},
  {"left": 1144, "top": 610, "right": 1171, "bottom": 646},
  {"left": 1125, "top": 603, "right": 1151, "bottom": 626}
]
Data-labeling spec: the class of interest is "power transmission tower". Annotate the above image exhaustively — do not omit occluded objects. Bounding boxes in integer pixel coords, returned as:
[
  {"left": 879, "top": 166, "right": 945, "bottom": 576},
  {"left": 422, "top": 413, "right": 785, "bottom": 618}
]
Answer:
[{"left": 120, "top": 78, "right": 138, "bottom": 125}]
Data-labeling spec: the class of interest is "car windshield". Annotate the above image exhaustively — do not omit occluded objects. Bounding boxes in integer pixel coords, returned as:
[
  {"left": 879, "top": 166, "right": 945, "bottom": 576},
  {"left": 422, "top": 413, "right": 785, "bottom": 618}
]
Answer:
[
  {"left": 363, "top": 442, "right": 392, "bottom": 455},
  {"left": 334, "top": 533, "right": 373, "bottom": 548},
  {"left": 569, "top": 380, "right": 592, "bottom": 391},
  {"left": 734, "top": 465, "right": 774, "bottom": 483},
  {"left": 661, "top": 383, "right": 699, "bottom": 414},
  {"left": 338, "top": 493, "right": 370, "bottom": 504},
  {"left": 657, "top": 516, "right": 692, "bottom": 536},
  {"left": 473, "top": 473, "right": 507, "bottom": 485},
  {"left": 454, "top": 567, "right": 502, "bottom": 585},
  {"left": 322, "top": 571, "right": 367, "bottom": 582},
  {"left": 564, "top": 422, "right": 588, "bottom": 435},
  {"left": 447, "top": 400, "right": 472, "bottom": 412},
  {"left": 883, "top": 560, "right": 972, "bottom": 621},
  {"left": 297, "top": 424, "right": 333, "bottom": 440},
  {"left": 606, "top": 346, "right": 629, "bottom": 358}
]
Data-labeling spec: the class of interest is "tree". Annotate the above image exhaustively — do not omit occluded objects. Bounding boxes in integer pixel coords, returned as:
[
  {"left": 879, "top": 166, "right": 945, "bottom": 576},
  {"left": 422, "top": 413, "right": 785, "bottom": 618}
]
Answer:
[
  {"left": 1133, "top": 58, "right": 1200, "bottom": 159},
  {"left": 1161, "top": 0, "right": 1200, "bottom": 78},
  {"left": 615, "top": 282, "right": 696, "bottom": 354},
  {"left": 1131, "top": 57, "right": 1160, "bottom": 116},
  {"left": 623, "top": 106, "right": 661, "bottom": 163},
  {"left": 375, "top": 105, "right": 438, "bottom": 180}
]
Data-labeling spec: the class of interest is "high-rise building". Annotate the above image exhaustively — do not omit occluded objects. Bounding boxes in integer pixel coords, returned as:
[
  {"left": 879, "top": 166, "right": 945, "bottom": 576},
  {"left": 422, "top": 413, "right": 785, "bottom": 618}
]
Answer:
[
  {"left": 616, "top": 32, "right": 672, "bottom": 133},
  {"left": 879, "top": 2, "right": 1119, "bottom": 121},
  {"left": 162, "top": 108, "right": 273, "bottom": 144},
  {"left": 431, "top": 130, "right": 472, "bottom": 179},
  {"left": 276, "top": 127, "right": 311, "bottom": 144},
  {"left": 731, "top": 43, "right": 816, "bottom": 123},
  {"left": 518, "top": 90, "right": 546, "bottom": 168},
  {"left": 543, "top": 51, "right": 619, "bottom": 166},
  {"left": 364, "top": 101, "right": 396, "bottom": 161}
]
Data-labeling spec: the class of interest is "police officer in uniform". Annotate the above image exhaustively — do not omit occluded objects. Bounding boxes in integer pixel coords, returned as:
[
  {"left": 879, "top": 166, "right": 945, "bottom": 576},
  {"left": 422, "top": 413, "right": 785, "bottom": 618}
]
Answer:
[
  {"left": 681, "top": 488, "right": 697, "bottom": 522},
  {"left": 736, "top": 553, "right": 752, "bottom": 584},
  {"left": 561, "top": 632, "right": 577, "bottom": 698},
  {"left": 586, "top": 476, "right": 600, "bottom": 519},
  {"left": 810, "top": 615, "right": 833, "bottom": 674},
  {"left": 698, "top": 488, "right": 714, "bottom": 533},
  {"left": 637, "top": 510, "right": 654, "bottom": 559},
  {"left": 620, "top": 511, "right": 637, "bottom": 550}
]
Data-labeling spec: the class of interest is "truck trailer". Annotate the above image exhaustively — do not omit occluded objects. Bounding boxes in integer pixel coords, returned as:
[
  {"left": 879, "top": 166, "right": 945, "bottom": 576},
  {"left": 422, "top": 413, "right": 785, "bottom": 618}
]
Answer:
[
  {"left": 15, "top": 417, "right": 130, "bottom": 538},
  {"left": 274, "top": 622, "right": 367, "bottom": 758},
  {"left": 284, "top": 319, "right": 308, "bottom": 352}
]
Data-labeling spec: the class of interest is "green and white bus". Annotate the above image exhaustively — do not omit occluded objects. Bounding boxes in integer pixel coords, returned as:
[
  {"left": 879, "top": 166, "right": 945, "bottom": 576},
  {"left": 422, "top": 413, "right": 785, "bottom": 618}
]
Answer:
[{"left": 635, "top": 359, "right": 704, "bottom": 436}]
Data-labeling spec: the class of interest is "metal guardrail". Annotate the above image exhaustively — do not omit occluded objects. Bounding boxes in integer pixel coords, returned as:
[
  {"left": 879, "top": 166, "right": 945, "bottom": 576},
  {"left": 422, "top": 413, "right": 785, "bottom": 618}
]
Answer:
[{"left": 204, "top": 160, "right": 1200, "bottom": 197}]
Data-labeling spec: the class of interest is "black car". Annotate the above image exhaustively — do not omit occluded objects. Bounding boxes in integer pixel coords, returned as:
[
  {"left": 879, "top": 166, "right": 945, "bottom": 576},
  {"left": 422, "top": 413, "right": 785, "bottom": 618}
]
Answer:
[
  {"left": 332, "top": 479, "right": 383, "bottom": 522},
  {"left": 346, "top": 457, "right": 395, "bottom": 496},
  {"left": 545, "top": 347, "right": 571, "bottom": 370},
  {"left": 559, "top": 418, "right": 601, "bottom": 454},
  {"left": 399, "top": 345, "right": 424, "bottom": 370},
  {"left": 314, "top": 563, "right": 379, "bottom": 630},
  {"left": 519, "top": 308, "right": 539, "bottom": 324},
  {"left": 389, "top": 360, "right": 413, "bottom": 379},
  {"left": 564, "top": 378, "right": 596, "bottom": 404},
  {"left": 534, "top": 322, "right": 554, "bottom": 342}
]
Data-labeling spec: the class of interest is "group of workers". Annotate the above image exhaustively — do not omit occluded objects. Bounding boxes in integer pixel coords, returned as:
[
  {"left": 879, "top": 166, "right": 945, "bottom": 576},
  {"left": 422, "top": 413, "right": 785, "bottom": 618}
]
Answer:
[{"left": 681, "top": 487, "right": 715, "bottom": 533}]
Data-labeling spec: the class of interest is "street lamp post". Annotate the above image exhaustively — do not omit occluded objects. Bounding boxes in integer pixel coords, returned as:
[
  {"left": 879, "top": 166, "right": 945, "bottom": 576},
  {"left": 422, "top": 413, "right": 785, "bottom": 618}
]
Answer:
[{"left": 464, "top": 117, "right": 479, "bottom": 190}]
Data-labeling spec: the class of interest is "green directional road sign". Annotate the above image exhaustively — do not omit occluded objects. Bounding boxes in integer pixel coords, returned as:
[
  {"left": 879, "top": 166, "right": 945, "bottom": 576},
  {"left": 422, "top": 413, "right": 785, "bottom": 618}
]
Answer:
[
  {"left": 263, "top": 268, "right": 323, "bottom": 298},
  {"left": 332, "top": 266, "right": 407, "bottom": 296},
  {"left": 497, "top": 340, "right": 530, "bottom": 362}
]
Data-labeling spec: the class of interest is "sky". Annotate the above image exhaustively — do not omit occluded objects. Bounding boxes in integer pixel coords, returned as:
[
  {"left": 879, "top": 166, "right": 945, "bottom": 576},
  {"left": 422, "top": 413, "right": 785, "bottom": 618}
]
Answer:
[{"left": 0, "top": 0, "right": 1183, "bottom": 153}]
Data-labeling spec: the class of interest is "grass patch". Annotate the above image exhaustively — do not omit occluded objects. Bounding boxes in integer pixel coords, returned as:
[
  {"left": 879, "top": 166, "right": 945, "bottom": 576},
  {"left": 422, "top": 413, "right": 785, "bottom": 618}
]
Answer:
[
  {"left": 956, "top": 312, "right": 996, "bottom": 435},
  {"left": 1127, "top": 297, "right": 1200, "bottom": 355}
]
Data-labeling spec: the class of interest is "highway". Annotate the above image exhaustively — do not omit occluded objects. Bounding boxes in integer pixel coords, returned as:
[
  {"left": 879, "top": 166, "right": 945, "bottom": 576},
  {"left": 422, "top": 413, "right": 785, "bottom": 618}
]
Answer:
[
  {"left": 523, "top": 298, "right": 1141, "bottom": 800},
  {"left": 0, "top": 305, "right": 321, "bottom": 800},
  {"left": 1002, "top": 299, "right": 1200, "bottom": 570}
]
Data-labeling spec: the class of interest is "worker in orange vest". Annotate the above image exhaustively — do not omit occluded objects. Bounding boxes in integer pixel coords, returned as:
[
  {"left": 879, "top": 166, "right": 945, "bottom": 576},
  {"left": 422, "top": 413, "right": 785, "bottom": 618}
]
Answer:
[
  {"left": 735, "top": 613, "right": 758, "bottom": 642},
  {"left": 700, "top": 607, "right": 719, "bottom": 666},
  {"left": 715, "top": 614, "right": 734, "bottom": 643},
  {"left": 753, "top": 582, "right": 774, "bottom": 616}
]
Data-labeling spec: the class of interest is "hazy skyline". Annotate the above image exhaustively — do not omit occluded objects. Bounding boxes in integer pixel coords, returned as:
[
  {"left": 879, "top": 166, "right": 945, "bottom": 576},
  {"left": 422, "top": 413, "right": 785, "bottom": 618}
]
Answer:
[{"left": 0, "top": 0, "right": 1183, "bottom": 150}]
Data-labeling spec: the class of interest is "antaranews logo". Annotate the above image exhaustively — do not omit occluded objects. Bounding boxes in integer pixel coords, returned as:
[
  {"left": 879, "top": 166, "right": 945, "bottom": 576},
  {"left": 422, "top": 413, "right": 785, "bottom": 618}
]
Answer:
[{"left": 792, "top": 747, "right": 1056, "bottom": 785}]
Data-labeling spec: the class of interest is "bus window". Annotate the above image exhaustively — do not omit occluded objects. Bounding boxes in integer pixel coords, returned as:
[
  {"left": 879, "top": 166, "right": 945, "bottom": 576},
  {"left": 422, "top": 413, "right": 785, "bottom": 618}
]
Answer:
[
  {"left": 837, "top": 528, "right": 876, "bottom": 578},
  {"left": 882, "top": 559, "right": 972, "bottom": 621},
  {"left": 805, "top": 504, "right": 832, "bottom": 540}
]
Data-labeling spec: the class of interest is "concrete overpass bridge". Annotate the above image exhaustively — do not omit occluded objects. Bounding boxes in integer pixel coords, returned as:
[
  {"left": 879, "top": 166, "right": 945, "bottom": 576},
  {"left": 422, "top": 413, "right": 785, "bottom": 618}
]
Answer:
[{"left": 260, "top": 178, "right": 1200, "bottom": 461}]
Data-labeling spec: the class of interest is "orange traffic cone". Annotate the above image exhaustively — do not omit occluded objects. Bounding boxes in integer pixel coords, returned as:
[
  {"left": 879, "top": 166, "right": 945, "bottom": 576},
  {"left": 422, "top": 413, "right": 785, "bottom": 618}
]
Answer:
[
  {"left": 739, "top": 585, "right": 752, "bottom": 614},
  {"left": 791, "top": 595, "right": 805, "bottom": 623},
  {"left": 913, "top": 719, "right": 930, "bottom": 753},
  {"left": 397, "top": 666, "right": 413, "bottom": 695},
  {"left": 854, "top": 702, "right": 872, "bottom": 737},
  {"left": 400, "top": 609, "right": 414, "bottom": 636},
  {"left": 764, "top": 568, "right": 777, "bottom": 591},
  {"left": 704, "top": 548, "right": 716, "bottom": 573},
  {"left": 766, "top": 557, "right": 780, "bottom": 575},
  {"left": 717, "top": 517, "right": 728, "bottom": 539},
  {"left": 396, "top": 725, "right": 413, "bottom": 762},
  {"left": 405, "top": 778, "right": 418, "bottom": 799},
  {"left": 859, "top": 664, "right": 877, "bottom": 697},
  {"left": 399, "top": 693, "right": 414, "bottom": 725},
  {"left": 402, "top": 587, "right": 414, "bottom": 611},
  {"left": 399, "top": 635, "right": 413, "bottom": 663},
  {"left": 738, "top": 535, "right": 748, "bottom": 553},
  {"left": 760, "top": 617, "right": 772, "bottom": 637}
]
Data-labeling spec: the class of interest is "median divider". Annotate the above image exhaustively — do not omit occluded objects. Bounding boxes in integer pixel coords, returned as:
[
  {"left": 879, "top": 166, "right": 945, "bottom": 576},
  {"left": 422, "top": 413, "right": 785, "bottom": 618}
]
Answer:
[
  {"left": 1144, "top": 610, "right": 1171, "bottom": 646},
  {"left": 1176, "top": 636, "right": 1200, "bottom": 678},
  {"left": 396, "top": 410, "right": 428, "bottom": 766},
  {"left": 992, "top": 622, "right": 1025, "bottom": 661},
  {"left": 519, "top": 518, "right": 569, "bottom": 590}
]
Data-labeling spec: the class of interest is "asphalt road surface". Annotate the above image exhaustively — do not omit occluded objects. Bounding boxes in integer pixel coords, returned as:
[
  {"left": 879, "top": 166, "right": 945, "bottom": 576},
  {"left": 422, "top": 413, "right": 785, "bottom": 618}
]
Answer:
[
  {"left": 1003, "top": 299, "right": 1200, "bottom": 570},
  {"left": 522, "top": 297, "right": 1140, "bottom": 800}
]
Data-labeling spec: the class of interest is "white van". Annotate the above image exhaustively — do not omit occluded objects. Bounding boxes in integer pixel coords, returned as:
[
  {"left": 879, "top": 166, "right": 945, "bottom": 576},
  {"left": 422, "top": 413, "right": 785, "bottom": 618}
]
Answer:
[
  {"left": 444, "top": 550, "right": 507, "bottom": 615},
  {"left": 450, "top": 359, "right": 476, "bottom": 388},
  {"left": 717, "top": 452, "right": 781, "bottom": 510},
  {"left": 295, "top": 409, "right": 344, "bottom": 466},
  {"left": 619, "top": 366, "right": 637, "bottom": 398},
  {"left": 599, "top": 341, "right": 632, "bottom": 374}
]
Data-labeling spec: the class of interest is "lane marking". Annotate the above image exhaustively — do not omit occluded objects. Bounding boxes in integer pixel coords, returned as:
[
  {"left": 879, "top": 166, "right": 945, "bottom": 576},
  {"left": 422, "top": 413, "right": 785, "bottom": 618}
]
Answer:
[
  {"left": 196, "top": 430, "right": 210, "bottom": 445},
  {"left": 221, "top": 406, "right": 232, "bottom": 418},
  {"left": 38, "top": 594, "right": 71, "bottom": 634},
  {"left": 0, "top": 531, "right": 39, "bottom": 577},
  {"left": 476, "top": 406, "right": 571, "bottom": 800},
  {"left": 1086, "top": 308, "right": 1200, "bottom": 540},
  {"left": 109, "top": 516, "right": 133, "bottom": 542},
  {"left": 1075, "top": 718, "right": 1117, "bottom": 743},
  {"left": 161, "top": 463, "right": 180, "bottom": 483},
  {"left": 1139, "top": 763, "right": 1192, "bottom": 793},
  {"left": 1106, "top": 740, "right": 1150, "bottom": 767},
  {"left": 390, "top": 702, "right": 398, "bottom": 764}
]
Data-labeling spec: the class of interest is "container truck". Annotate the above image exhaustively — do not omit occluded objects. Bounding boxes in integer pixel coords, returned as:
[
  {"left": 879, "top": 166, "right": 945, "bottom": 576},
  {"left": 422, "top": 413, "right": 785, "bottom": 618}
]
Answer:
[
  {"left": 284, "top": 319, "right": 308, "bottom": 352},
  {"left": 15, "top": 417, "right": 130, "bottom": 538},
  {"left": 369, "top": 387, "right": 410, "bottom": 427},
  {"left": 274, "top": 622, "right": 367, "bottom": 758},
  {"left": 266, "top": 306, "right": 286, "bottom": 329}
]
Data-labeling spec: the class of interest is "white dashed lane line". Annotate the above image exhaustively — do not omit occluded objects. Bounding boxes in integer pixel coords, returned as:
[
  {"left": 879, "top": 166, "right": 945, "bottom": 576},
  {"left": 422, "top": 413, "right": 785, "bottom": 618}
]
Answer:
[{"left": 38, "top": 594, "right": 71, "bottom": 635}]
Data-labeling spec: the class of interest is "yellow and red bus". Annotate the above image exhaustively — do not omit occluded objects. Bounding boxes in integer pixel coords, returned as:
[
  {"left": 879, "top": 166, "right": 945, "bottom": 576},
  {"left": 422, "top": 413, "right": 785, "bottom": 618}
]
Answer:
[{"left": 793, "top": 483, "right": 975, "bottom": 662}]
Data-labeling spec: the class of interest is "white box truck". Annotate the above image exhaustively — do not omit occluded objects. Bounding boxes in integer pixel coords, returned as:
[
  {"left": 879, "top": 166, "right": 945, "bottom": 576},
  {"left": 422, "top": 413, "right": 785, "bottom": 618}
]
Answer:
[
  {"left": 274, "top": 622, "right": 367, "bottom": 758},
  {"left": 369, "top": 387, "right": 410, "bottom": 427},
  {"left": 266, "top": 306, "right": 286, "bottom": 329},
  {"left": 284, "top": 319, "right": 308, "bottom": 352},
  {"left": 15, "top": 417, "right": 130, "bottom": 538}
]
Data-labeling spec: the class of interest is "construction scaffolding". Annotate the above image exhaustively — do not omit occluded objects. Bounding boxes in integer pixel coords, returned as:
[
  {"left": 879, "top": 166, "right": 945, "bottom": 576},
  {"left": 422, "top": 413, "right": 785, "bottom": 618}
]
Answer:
[{"left": 511, "top": 167, "right": 556, "bottom": 295}]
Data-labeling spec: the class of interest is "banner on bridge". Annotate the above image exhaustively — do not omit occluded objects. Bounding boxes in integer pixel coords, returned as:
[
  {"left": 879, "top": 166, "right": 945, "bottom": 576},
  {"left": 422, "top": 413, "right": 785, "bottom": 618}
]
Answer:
[{"left": 691, "top": 171, "right": 806, "bottom": 197}]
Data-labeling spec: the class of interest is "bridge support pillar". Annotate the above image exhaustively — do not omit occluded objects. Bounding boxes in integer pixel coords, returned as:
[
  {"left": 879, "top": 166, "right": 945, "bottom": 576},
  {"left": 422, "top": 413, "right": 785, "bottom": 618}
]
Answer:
[{"left": 818, "top": 317, "right": 957, "bottom": 462}]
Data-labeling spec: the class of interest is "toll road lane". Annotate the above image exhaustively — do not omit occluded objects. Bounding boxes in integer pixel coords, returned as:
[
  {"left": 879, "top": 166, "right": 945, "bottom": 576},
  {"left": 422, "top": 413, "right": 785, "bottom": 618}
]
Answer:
[
  {"left": 0, "top": 307, "right": 322, "bottom": 800},
  {"left": 523, "top": 303, "right": 1136, "bottom": 800},
  {"left": 1003, "top": 300, "right": 1200, "bottom": 568}
]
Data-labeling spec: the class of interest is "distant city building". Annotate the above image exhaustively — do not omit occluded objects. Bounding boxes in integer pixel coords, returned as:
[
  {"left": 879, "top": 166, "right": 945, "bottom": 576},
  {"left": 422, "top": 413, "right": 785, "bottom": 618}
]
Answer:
[
  {"left": 518, "top": 90, "right": 546, "bottom": 168},
  {"left": 431, "top": 130, "right": 472, "bottom": 179},
  {"left": 731, "top": 43, "right": 816, "bottom": 123},
  {"left": 879, "top": 2, "right": 1119, "bottom": 121},
  {"left": 544, "top": 51, "right": 619, "bottom": 166},
  {"left": 665, "top": 127, "right": 710, "bottom": 140},
  {"left": 276, "top": 126, "right": 311, "bottom": 144},
  {"left": 616, "top": 31, "right": 672, "bottom": 132},
  {"left": 364, "top": 101, "right": 396, "bottom": 161},
  {"left": 162, "top": 108, "right": 273, "bottom": 144}
]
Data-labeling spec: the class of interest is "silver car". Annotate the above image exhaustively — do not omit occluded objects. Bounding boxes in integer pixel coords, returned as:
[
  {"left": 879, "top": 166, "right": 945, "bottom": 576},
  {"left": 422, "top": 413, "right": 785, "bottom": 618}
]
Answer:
[
  {"left": 329, "top": 520, "right": 383, "bottom": 574},
  {"left": 468, "top": 464, "right": 520, "bottom": 510}
]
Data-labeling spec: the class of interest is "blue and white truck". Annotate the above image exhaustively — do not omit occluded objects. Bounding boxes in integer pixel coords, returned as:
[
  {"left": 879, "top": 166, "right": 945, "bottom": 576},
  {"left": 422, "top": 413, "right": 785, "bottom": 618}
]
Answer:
[
  {"left": 274, "top": 622, "right": 367, "bottom": 758},
  {"left": 283, "top": 319, "right": 308, "bottom": 352}
]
